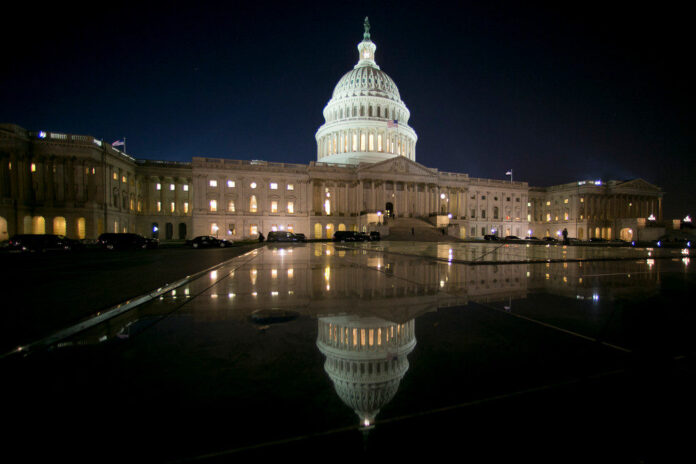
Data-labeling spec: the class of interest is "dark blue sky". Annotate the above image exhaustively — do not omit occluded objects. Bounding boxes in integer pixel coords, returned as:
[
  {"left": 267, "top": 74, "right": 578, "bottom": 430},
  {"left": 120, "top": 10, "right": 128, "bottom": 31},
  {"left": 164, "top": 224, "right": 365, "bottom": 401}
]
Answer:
[{"left": 2, "top": 1, "right": 693, "bottom": 218}]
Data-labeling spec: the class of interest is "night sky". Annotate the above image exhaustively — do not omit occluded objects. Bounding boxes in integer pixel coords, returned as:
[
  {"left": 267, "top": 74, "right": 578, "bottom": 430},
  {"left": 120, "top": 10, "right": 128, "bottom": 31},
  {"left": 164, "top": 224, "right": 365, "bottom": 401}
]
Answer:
[{"left": 2, "top": 1, "right": 693, "bottom": 218}]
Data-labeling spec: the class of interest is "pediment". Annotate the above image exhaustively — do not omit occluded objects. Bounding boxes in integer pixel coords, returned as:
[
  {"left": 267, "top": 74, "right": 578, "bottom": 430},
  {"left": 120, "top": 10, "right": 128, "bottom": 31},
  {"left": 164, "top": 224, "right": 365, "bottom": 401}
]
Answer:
[
  {"left": 357, "top": 156, "right": 437, "bottom": 177},
  {"left": 616, "top": 178, "right": 661, "bottom": 192}
]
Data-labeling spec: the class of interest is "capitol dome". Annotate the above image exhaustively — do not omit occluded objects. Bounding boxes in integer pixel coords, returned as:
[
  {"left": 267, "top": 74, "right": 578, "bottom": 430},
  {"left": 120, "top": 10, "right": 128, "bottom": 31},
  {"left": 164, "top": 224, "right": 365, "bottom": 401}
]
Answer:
[{"left": 316, "top": 18, "right": 418, "bottom": 165}]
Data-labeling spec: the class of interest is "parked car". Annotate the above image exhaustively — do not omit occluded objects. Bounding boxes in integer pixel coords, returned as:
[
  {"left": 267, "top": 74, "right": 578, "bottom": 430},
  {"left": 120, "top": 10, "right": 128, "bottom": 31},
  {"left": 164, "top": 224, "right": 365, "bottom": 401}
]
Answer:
[
  {"left": 483, "top": 235, "right": 500, "bottom": 241},
  {"left": 187, "top": 235, "right": 230, "bottom": 248},
  {"left": 267, "top": 231, "right": 301, "bottom": 242},
  {"left": 293, "top": 233, "right": 307, "bottom": 242},
  {"left": 369, "top": 231, "right": 381, "bottom": 241},
  {"left": 333, "top": 231, "right": 365, "bottom": 242},
  {"left": 8, "top": 234, "right": 76, "bottom": 252},
  {"left": 524, "top": 236, "right": 540, "bottom": 241},
  {"left": 542, "top": 237, "right": 559, "bottom": 243},
  {"left": 588, "top": 237, "right": 607, "bottom": 243},
  {"left": 98, "top": 233, "right": 157, "bottom": 250},
  {"left": 504, "top": 235, "right": 520, "bottom": 241}
]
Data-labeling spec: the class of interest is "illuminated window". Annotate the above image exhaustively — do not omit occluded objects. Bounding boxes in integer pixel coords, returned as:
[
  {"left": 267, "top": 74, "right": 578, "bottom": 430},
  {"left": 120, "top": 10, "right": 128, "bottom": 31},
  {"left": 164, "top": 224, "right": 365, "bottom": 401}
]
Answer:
[
  {"left": 564, "top": 212, "right": 569, "bottom": 220},
  {"left": 287, "top": 224, "right": 294, "bottom": 232},
  {"left": 170, "top": 184, "right": 175, "bottom": 191},
  {"left": 287, "top": 201, "right": 294, "bottom": 214},
  {"left": 31, "top": 163, "right": 37, "bottom": 173},
  {"left": 270, "top": 182, "right": 278, "bottom": 190},
  {"left": 324, "top": 199, "right": 331, "bottom": 215},
  {"left": 137, "top": 201, "right": 142, "bottom": 212},
  {"left": 183, "top": 202, "right": 189, "bottom": 213},
  {"left": 157, "top": 201, "right": 162, "bottom": 212},
  {"left": 170, "top": 202, "right": 175, "bottom": 213},
  {"left": 122, "top": 175, "right": 127, "bottom": 183},
  {"left": 156, "top": 183, "right": 161, "bottom": 190},
  {"left": 369, "top": 133, "right": 374, "bottom": 151},
  {"left": 250, "top": 182, "right": 257, "bottom": 189},
  {"left": 546, "top": 201, "right": 551, "bottom": 206},
  {"left": 580, "top": 198, "right": 584, "bottom": 203},
  {"left": 271, "top": 224, "right": 278, "bottom": 231},
  {"left": 183, "top": 184, "right": 189, "bottom": 191},
  {"left": 209, "top": 180, "right": 217, "bottom": 187},
  {"left": 8, "top": 162, "right": 12, "bottom": 170},
  {"left": 209, "top": 200, "right": 217, "bottom": 212},
  {"left": 287, "top": 184, "right": 294, "bottom": 190},
  {"left": 564, "top": 198, "right": 569, "bottom": 204},
  {"left": 527, "top": 202, "right": 531, "bottom": 207},
  {"left": 113, "top": 172, "right": 117, "bottom": 180},
  {"left": 377, "top": 134, "right": 382, "bottom": 151},
  {"left": 228, "top": 201, "right": 235, "bottom": 212},
  {"left": 250, "top": 224, "right": 258, "bottom": 235},
  {"left": 271, "top": 201, "right": 278, "bottom": 213},
  {"left": 130, "top": 199, "right": 134, "bottom": 210},
  {"left": 211, "top": 223, "right": 219, "bottom": 235},
  {"left": 546, "top": 213, "right": 551, "bottom": 222},
  {"left": 250, "top": 195, "right": 257, "bottom": 212},
  {"left": 352, "top": 133, "right": 358, "bottom": 151},
  {"left": 227, "top": 180, "right": 235, "bottom": 188}
]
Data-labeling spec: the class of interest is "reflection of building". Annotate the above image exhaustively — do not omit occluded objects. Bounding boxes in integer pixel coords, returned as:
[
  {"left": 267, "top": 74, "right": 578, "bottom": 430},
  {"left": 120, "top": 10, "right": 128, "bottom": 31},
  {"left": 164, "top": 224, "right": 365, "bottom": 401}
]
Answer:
[
  {"left": 0, "top": 19, "right": 662, "bottom": 242},
  {"left": 316, "top": 315, "right": 416, "bottom": 427}
]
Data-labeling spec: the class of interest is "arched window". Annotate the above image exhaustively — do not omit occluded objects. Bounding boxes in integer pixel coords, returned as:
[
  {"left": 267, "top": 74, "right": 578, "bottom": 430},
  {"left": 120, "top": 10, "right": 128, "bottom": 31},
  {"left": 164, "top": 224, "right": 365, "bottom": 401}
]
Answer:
[
  {"left": 368, "top": 106, "right": 372, "bottom": 117},
  {"left": 250, "top": 195, "right": 258, "bottom": 213},
  {"left": 32, "top": 216, "right": 45, "bottom": 234},
  {"left": 53, "top": 217, "right": 66, "bottom": 236},
  {"left": 76, "top": 218, "right": 86, "bottom": 239},
  {"left": 360, "top": 106, "right": 365, "bottom": 116}
]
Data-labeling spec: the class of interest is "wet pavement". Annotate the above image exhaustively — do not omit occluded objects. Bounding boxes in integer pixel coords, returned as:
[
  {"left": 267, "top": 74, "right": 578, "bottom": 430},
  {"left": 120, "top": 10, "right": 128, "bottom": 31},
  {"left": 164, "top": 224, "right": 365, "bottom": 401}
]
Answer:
[{"left": 3, "top": 242, "right": 696, "bottom": 462}]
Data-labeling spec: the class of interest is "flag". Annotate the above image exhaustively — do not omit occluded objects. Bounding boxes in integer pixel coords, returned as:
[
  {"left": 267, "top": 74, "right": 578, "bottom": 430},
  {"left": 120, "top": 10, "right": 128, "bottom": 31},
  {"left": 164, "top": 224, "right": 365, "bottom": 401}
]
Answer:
[
  {"left": 112, "top": 140, "right": 125, "bottom": 147},
  {"left": 505, "top": 170, "right": 512, "bottom": 176},
  {"left": 387, "top": 120, "right": 398, "bottom": 128}
]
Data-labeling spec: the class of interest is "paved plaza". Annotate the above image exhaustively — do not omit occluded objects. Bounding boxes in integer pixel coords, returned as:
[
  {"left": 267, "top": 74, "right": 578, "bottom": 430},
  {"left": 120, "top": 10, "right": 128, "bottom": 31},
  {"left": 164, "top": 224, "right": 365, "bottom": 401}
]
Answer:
[{"left": 3, "top": 242, "right": 695, "bottom": 462}]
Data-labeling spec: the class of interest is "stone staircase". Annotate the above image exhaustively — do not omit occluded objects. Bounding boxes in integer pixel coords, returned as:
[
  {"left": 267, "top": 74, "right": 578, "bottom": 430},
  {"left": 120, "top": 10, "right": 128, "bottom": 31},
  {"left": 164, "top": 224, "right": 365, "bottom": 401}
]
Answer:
[{"left": 384, "top": 217, "right": 460, "bottom": 242}]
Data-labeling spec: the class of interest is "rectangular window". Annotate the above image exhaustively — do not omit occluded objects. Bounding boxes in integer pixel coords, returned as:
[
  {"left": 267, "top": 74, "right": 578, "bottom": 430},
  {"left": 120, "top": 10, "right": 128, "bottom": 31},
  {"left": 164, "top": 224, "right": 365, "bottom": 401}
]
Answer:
[
  {"left": 228, "top": 224, "right": 236, "bottom": 235},
  {"left": 481, "top": 227, "right": 486, "bottom": 236},
  {"left": 287, "top": 224, "right": 294, "bottom": 232},
  {"left": 506, "top": 197, "right": 511, "bottom": 201},
  {"left": 287, "top": 201, "right": 294, "bottom": 214},
  {"left": 564, "top": 212, "right": 569, "bottom": 220},
  {"left": 250, "top": 224, "right": 258, "bottom": 236},
  {"left": 228, "top": 201, "right": 235, "bottom": 212},
  {"left": 270, "top": 182, "right": 278, "bottom": 190},
  {"left": 112, "top": 172, "right": 117, "bottom": 180},
  {"left": 287, "top": 184, "right": 294, "bottom": 190},
  {"left": 209, "top": 180, "right": 217, "bottom": 187},
  {"left": 564, "top": 198, "right": 569, "bottom": 204},
  {"left": 210, "top": 200, "right": 217, "bottom": 212},
  {"left": 546, "top": 213, "right": 551, "bottom": 222},
  {"left": 137, "top": 201, "right": 142, "bottom": 212},
  {"left": 170, "top": 202, "right": 175, "bottom": 213},
  {"left": 130, "top": 199, "right": 134, "bottom": 210},
  {"left": 481, "top": 195, "right": 486, "bottom": 200},
  {"left": 227, "top": 180, "right": 235, "bottom": 188},
  {"left": 546, "top": 201, "right": 551, "bottom": 206},
  {"left": 271, "top": 201, "right": 278, "bottom": 213},
  {"left": 122, "top": 175, "right": 127, "bottom": 183},
  {"left": 156, "top": 183, "right": 161, "bottom": 190},
  {"left": 183, "top": 184, "right": 189, "bottom": 192},
  {"left": 470, "top": 209, "right": 475, "bottom": 218},
  {"left": 157, "top": 201, "right": 161, "bottom": 212},
  {"left": 271, "top": 224, "right": 278, "bottom": 231},
  {"left": 481, "top": 210, "right": 486, "bottom": 219},
  {"left": 183, "top": 202, "right": 189, "bottom": 213},
  {"left": 170, "top": 184, "right": 175, "bottom": 191}
]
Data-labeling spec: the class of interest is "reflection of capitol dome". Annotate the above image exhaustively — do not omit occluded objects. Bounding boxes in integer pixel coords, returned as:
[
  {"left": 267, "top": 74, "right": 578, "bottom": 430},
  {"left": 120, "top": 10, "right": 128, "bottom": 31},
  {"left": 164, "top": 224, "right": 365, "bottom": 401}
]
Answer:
[
  {"left": 316, "top": 315, "right": 416, "bottom": 427},
  {"left": 315, "top": 17, "right": 418, "bottom": 165}
]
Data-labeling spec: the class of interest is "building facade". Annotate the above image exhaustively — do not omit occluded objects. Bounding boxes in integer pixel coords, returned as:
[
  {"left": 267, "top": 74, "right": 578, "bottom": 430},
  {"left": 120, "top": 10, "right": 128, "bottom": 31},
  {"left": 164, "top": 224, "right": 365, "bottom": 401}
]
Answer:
[{"left": 0, "top": 20, "right": 663, "bottom": 242}]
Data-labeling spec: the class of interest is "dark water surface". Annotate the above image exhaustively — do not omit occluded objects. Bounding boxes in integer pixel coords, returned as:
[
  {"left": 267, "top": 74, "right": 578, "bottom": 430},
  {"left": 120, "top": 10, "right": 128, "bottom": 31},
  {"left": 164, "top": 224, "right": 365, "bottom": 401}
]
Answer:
[{"left": 4, "top": 243, "right": 695, "bottom": 462}]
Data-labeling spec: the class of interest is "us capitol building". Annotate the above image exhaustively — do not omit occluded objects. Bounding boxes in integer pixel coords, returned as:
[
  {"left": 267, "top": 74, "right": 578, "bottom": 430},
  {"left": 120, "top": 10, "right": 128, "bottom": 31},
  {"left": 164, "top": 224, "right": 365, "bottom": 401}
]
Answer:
[{"left": 0, "top": 19, "right": 663, "bottom": 243}]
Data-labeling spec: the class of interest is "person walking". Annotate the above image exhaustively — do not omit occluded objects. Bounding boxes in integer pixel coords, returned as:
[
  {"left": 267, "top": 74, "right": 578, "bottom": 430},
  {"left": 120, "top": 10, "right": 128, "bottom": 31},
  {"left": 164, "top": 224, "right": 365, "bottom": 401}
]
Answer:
[
  {"left": 258, "top": 232, "right": 265, "bottom": 243},
  {"left": 562, "top": 228, "right": 569, "bottom": 245}
]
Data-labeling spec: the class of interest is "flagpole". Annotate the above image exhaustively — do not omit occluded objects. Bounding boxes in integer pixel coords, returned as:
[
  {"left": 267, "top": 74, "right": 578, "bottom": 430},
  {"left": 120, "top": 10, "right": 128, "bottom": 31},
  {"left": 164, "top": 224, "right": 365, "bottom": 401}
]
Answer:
[{"left": 124, "top": 137, "right": 127, "bottom": 154}]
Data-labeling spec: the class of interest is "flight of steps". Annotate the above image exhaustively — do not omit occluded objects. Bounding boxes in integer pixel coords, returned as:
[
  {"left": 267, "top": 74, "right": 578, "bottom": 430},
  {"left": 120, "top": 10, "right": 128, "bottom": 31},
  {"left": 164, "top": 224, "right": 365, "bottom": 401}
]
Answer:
[{"left": 384, "top": 217, "right": 460, "bottom": 242}]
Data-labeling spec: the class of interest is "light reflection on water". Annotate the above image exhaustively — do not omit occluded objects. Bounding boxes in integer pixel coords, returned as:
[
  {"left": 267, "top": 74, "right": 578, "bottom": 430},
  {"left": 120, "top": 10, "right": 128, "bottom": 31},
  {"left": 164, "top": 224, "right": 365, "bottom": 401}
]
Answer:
[{"left": 60, "top": 243, "right": 668, "bottom": 429}]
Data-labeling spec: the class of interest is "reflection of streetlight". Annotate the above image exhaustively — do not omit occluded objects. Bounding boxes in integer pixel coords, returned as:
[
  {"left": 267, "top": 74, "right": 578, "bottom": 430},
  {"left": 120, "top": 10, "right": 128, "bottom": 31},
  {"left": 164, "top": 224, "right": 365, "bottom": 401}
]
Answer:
[
  {"left": 648, "top": 214, "right": 656, "bottom": 221},
  {"left": 683, "top": 215, "right": 691, "bottom": 223},
  {"left": 377, "top": 210, "right": 382, "bottom": 224}
]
